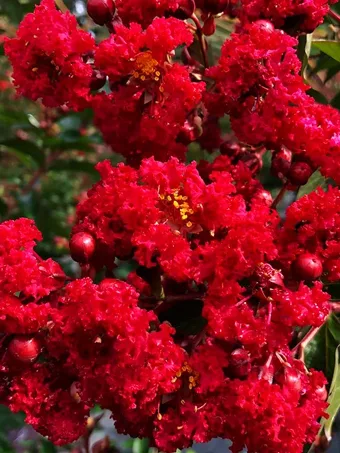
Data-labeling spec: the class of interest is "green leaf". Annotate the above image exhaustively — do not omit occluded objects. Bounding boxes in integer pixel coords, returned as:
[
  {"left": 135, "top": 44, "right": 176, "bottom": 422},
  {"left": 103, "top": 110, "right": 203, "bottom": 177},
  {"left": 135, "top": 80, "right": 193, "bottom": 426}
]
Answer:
[
  {"left": 297, "top": 171, "right": 327, "bottom": 199},
  {"left": 43, "top": 136, "right": 94, "bottom": 152},
  {"left": 306, "top": 88, "right": 328, "bottom": 105},
  {"left": 48, "top": 159, "right": 98, "bottom": 176},
  {"left": 312, "top": 41, "right": 340, "bottom": 63},
  {"left": 0, "top": 433, "right": 15, "bottom": 453},
  {"left": 0, "top": 146, "right": 36, "bottom": 169},
  {"left": 320, "top": 346, "right": 340, "bottom": 440},
  {"left": 0, "top": 139, "right": 45, "bottom": 166},
  {"left": 331, "top": 92, "right": 340, "bottom": 110},
  {"left": 132, "top": 438, "right": 150, "bottom": 453},
  {"left": 312, "top": 54, "right": 340, "bottom": 74},
  {"left": 304, "top": 324, "right": 327, "bottom": 371},
  {"left": 298, "top": 34, "right": 312, "bottom": 79},
  {"left": 325, "top": 63, "right": 340, "bottom": 83},
  {"left": 328, "top": 313, "right": 340, "bottom": 344},
  {"left": 39, "top": 438, "right": 57, "bottom": 453}
]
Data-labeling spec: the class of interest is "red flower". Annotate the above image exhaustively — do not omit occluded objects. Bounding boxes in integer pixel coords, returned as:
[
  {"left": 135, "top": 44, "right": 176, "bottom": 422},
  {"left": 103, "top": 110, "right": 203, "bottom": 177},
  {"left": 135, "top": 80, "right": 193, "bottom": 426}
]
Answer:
[{"left": 4, "top": 0, "right": 95, "bottom": 109}]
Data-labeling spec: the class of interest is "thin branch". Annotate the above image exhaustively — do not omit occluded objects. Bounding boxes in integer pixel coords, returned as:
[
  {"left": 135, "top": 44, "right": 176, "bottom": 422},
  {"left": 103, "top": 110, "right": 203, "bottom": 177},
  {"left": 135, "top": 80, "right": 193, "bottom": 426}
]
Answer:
[
  {"left": 190, "top": 14, "right": 209, "bottom": 69},
  {"left": 328, "top": 9, "right": 340, "bottom": 23},
  {"left": 291, "top": 325, "right": 322, "bottom": 361},
  {"left": 55, "top": 0, "right": 69, "bottom": 13},
  {"left": 271, "top": 183, "right": 288, "bottom": 209}
]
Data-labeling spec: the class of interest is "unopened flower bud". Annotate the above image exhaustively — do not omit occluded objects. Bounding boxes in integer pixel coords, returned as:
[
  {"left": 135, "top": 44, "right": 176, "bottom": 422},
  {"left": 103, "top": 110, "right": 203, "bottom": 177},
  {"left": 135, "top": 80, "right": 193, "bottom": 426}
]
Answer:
[
  {"left": 90, "top": 70, "right": 107, "bottom": 91},
  {"left": 87, "top": 0, "right": 116, "bottom": 26},
  {"left": 254, "top": 20, "right": 275, "bottom": 32},
  {"left": 8, "top": 336, "right": 40, "bottom": 363},
  {"left": 292, "top": 253, "right": 323, "bottom": 281},
  {"left": 70, "top": 232, "right": 96, "bottom": 263},
  {"left": 271, "top": 147, "right": 292, "bottom": 178},
  {"left": 288, "top": 161, "right": 313, "bottom": 186},
  {"left": 202, "top": 16, "right": 216, "bottom": 36},
  {"left": 173, "top": 0, "right": 196, "bottom": 19}
]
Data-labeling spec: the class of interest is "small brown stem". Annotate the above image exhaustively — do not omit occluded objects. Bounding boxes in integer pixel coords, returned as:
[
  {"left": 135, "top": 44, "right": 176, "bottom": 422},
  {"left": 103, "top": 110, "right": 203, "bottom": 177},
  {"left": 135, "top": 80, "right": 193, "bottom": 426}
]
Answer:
[
  {"left": 259, "top": 353, "right": 274, "bottom": 380},
  {"left": 55, "top": 0, "right": 69, "bottom": 13},
  {"left": 331, "top": 302, "right": 340, "bottom": 312},
  {"left": 291, "top": 326, "right": 322, "bottom": 361},
  {"left": 328, "top": 9, "right": 340, "bottom": 23},
  {"left": 271, "top": 183, "right": 288, "bottom": 209},
  {"left": 190, "top": 14, "right": 209, "bottom": 69}
]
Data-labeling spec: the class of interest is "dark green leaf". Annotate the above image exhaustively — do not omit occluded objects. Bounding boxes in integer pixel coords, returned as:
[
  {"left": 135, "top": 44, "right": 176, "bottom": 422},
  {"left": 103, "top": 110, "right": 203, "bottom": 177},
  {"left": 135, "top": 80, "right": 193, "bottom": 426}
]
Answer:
[
  {"left": 0, "top": 198, "right": 8, "bottom": 219},
  {"left": 48, "top": 159, "right": 98, "bottom": 176},
  {"left": 0, "top": 139, "right": 45, "bottom": 166},
  {"left": 0, "top": 406, "right": 25, "bottom": 430},
  {"left": 327, "top": 313, "right": 340, "bottom": 344},
  {"left": 0, "top": 146, "right": 37, "bottom": 169},
  {"left": 331, "top": 92, "right": 340, "bottom": 110},
  {"left": 306, "top": 88, "right": 328, "bottom": 105},
  {"left": 297, "top": 171, "right": 327, "bottom": 199},
  {"left": 43, "top": 136, "right": 94, "bottom": 152},
  {"left": 304, "top": 324, "right": 327, "bottom": 371},
  {"left": 325, "top": 63, "right": 340, "bottom": 83},
  {"left": 0, "top": 433, "right": 15, "bottom": 453},
  {"left": 39, "top": 438, "right": 57, "bottom": 453},
  {"left": 311, "top": 54, "right": 340, "bottom": 74},
  {"left": 320, "top": 346, "right": 340, "bottom": 441},
  {"left": 312, "top": 41, "right": 340, "bottom": 63}
]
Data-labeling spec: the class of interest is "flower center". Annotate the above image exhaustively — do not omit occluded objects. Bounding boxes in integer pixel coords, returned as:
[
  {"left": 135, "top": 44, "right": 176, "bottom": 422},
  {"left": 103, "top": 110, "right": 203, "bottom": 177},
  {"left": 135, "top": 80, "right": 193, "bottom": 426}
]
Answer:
[
  {"left": 173, "top": 362, "right": 199, "bottom": 390},
  {"left": 132, "top": 51, "right": 161, "bottom": 82},
  {"left": 159, "top": 189, "right": 195, "bottom": 229}
]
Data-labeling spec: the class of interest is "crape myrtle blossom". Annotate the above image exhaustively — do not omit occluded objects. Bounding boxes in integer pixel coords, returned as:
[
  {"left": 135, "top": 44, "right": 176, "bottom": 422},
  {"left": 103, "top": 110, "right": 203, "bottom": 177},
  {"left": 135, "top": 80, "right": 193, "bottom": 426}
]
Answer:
[{"left": 2, "top": 0, "right": 340, "bottom": 452}]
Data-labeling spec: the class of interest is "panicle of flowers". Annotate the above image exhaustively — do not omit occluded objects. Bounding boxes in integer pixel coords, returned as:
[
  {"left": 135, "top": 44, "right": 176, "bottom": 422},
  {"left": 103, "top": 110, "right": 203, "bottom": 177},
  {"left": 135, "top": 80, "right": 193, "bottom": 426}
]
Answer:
[
  {"left": 207, "top": 22, "right": 340, "bottom": 184},
  {"left": 4, "top": 0, "right": 95, "bottom": 109},
  {"left": 2, "top": 0, "right": 340, "bottom": 452}
]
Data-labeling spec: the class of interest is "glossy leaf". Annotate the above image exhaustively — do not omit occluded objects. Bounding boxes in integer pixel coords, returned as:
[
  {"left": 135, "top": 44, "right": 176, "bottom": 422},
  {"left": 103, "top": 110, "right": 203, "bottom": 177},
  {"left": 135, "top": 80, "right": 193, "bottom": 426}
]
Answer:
[
  {"left": 321, "top": 346, "right": 340, "bottom": 441},
  {"left": 297, "top": 171, "right": 327, "bottom": 199},
  {"left": 312, "top": 41, "right": 340, "bottom": 63}
]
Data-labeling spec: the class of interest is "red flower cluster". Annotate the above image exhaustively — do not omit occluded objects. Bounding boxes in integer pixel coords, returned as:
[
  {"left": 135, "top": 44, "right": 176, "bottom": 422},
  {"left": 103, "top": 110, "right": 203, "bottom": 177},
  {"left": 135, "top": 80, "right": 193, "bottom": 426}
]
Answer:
[
  {"left": 279, "top": 187, "right": 340, "bottom": 282},
  {"left": 4, "top": 0, "right": 95, "bottom": 109},
  {"left": 3, "top": 0, "right": 340, "bottom": 452},
  {"left": 233, "top": 0, "right": 337, "bottom": 33},
  {"left": 207, "top": 22, "right": 340, "bottom": 184},
  {"left": 93, "top": 17, "right": 204, "bottom": 165}
]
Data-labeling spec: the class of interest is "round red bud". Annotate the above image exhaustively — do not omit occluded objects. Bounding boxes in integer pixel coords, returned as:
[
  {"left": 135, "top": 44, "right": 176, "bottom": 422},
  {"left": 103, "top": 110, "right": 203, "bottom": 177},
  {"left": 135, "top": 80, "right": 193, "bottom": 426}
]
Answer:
[
  {"left": 87, "top": 0, "right": 116, "bottom": 26},
  {"left": 254, "top": 20, "right": 275, "bottom": 32},
  {"left": 315, "top": 385, "right": 328, "bottom": 401},
  {"left": 271, "top": 147, "right": 292, "bottom": 178},
  {"left": 254, "top": 189, "right": 273, "bottom": 206},
  {"left": 275, "top": 367, "right": 302, "bottom": 393},
  {"left": 288, "top": 161, "right": 313, "bottom": 186},
  {"left": 8, "top": 336, "right": 40, "bottom": 363},
  {"left": 202, "top": 16, "right": 216, "bottom": 36},
  {"left": 173, "top": 0, "right": 196, "bottom": 19},
  {"left": 90, "top": 70, "right": 107, "bottom": 91},
  {"left": 292, "top": 253, "right": 323, "bottom": 281},
  {"left": 70, "top": 232, "right": 96, "bottom": 263},
  {"left": 220, "top": 141, "right": 241, "bottom": 158}
]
